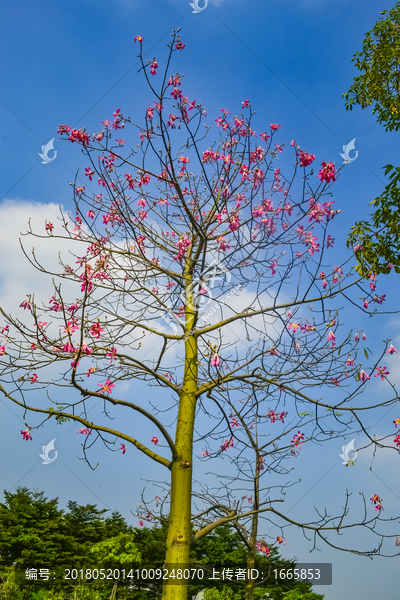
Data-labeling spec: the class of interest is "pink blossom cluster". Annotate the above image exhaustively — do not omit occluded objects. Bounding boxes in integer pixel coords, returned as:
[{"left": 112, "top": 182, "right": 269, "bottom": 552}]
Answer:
[
  {"left": 266, "top": 409, "right": 287, "bottom": 423},
  {"left": 318, "top": 161, "right": 337, "bottom": 183},
  {"left": 370, "top": 494, "right": 383, "bottom": 511},
  {"left": 308, "top": 199, "right": 335, "bottom": 224},
  {"left": 291, "top": 431, "right": 305, "bottom": 449},
  {"left": 220, "top": 438, "right": 233, "bottom": 452},
  {"left": 298, "top": 150, "right": 315, "bottom": 167},
  {"left": 255, "top": 541, "right": 270, "bottom": 555},
  {"left": 58, "top": 125, "right": 90, "bottom": 146},
  {"left": 174, "top": 235, "right": 191, "bottom": 263}
]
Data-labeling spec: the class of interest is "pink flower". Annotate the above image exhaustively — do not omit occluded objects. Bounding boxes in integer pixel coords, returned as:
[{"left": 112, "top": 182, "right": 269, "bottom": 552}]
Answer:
[
  {"left": 393, "top": 417, "right": 400, "bottom": 428},
  {"left": 258, "top": 456, "right": 265, "bottom": 471},
  {"left": 151, "top": 436, "right": 158, "bottom": 445},
  {"left": 121, "top": 444, "right": 126, "bottom": 454},
  {"left": 87, "top": 367, "right": 97, "bottom": 377},
  {"left": 19, "top": 298, "right": 31, "bottom": 310},
  {"left": 21, "top": 429, "right": 32, "bottom": 441},
  {"left": 270, "top": 124, "right": 281, "bottom": 131},
  {"left": 61, "top": 320, "right": 79, "bottom": 334},
  {"left": 175, "top": 42, "right": 185, "bottom": 51},
  {"left": 77, "top": 428, "right": 91, "bottom": 435},
  {"left": 394, "top": 434, "right": 400, "bottom": 448},
  {"left": 0, "top": 345, "right": 6, "bottom": 356},
  {"left": 327, "top": 329, "right": 336, "bottom": 346},
  {"left": 134, "top": 36, "right": 145, "bottom": 43},
  {"left": 354, "top": 333, "right": 360, "bottom": 342},
  {"left": 386, "top": 344, "right": 398, "bottom": 355},
  {"left": 81, "top": 343, "right": 93, "bottom": 355},
  {"left": 298, "top": 150, "right": 315, "bottom": 167},
  {"left": 291, "top": 431, "right": 305, "bottom": 449},
  {"left": 85, "top": 168, "right": 95, "bottom": 181},
  {"left": 256, "top": 541, "right": 270, "bottom": 555},
  {"left": 220, "top": 438, "right": 234, "bottom": 452},
  {"left": 45, "top": 222, "right": 54, "bottom": 233},
  {"left": 276, "top": 536, "right": 285, "bottom": 546},
  {"left": 139, "top": 520, "right": 144, "bottom": 527},
  {"left": 370, "top": 494, "right": 383, "bottom": 511},
  {"left": 359, "top": 370, "right": 370, "bottom": 382},
  {"left": 318, "top": 161, "right": 337, "bottom": 183},
  {"left": 106, "top": 347, "right": 117, "bottom": 363},
  {"left": 211, "top": 354, "right": 220, "bottom": 368},
  {"left": 98, "top": 379, "right": 115, "bottom": 394},
  {"left": 62, "top": 342, "right": 75, "bottom": 353},
  {"left": 202, "top": 450, "right": 211, "bottom": 457},
  {"left": 30, "top": 374, "right": 38, "bottom": 384},
  {"left": 89, "top": 322, "right": 105, "bottom": 338},
  {"left": 375, "top": 366, "right": 389, "bottom": 381}
]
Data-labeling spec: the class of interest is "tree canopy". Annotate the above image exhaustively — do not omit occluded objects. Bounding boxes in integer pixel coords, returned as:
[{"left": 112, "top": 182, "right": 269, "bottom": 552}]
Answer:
[{"left": 344, "top": 2, "right": 400, "bottom": 274}]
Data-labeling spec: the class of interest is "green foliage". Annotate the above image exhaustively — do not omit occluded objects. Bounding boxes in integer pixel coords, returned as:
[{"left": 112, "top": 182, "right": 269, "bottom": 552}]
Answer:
[
  {"left": 0, "top": 489, "right": 323, "bottom": 600},
  {"left": 29, "top": 591, "right": 66, "bottom": 600},
  {"left": 0, "top": 487, "right": 67, "bottom": 567},
  {"left": 347, "top": 165, "right": 400, "bottom": 275},
  {"left": 283, "top": 590, "right": 324, "bottom": 600},
  {"left": 342, "top": 2, "right": 400, "bottom": 132},
  {"left": 204, "top": 586, "right": 243, "bottom": 600},
  {"left": 0, "top": 567, "right": 23, "bottom": 600},
  {"left": 343, "top": 3, "right": 400, "bottom": 274},
  {"left": 90, "top": 532, "right": 141, "bottom": 567}
]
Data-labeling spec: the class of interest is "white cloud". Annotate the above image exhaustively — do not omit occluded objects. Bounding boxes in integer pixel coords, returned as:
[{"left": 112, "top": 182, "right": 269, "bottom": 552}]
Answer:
[{"left": 0, "top": 199, "right": 73, "bottom": 316}]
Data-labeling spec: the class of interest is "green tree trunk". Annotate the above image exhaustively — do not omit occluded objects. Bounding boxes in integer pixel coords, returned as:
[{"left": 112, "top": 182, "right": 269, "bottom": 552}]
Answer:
[{"left": 162, "top": 269, "right": 198, "bottom": 600}]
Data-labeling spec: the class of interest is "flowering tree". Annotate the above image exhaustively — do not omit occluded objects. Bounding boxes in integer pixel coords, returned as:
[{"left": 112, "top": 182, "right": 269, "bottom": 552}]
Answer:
[{"left": 1, "top": 29, "right": 400, "bottom": 600}]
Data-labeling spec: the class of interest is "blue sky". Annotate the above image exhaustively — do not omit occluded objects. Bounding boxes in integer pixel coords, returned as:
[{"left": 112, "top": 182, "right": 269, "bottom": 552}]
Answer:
[{"left": 1, "top": 1, "right": 400, "bottom": 599}]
